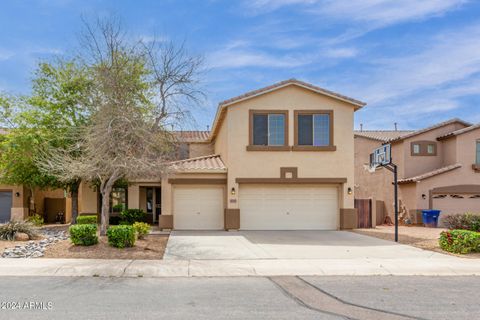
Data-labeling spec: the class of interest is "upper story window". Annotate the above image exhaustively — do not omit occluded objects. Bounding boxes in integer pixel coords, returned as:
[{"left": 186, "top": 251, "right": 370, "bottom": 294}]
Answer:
[
  {"left": 293, "top": 110, "right": 336, "bottom": 151},
  {"left": 248, "top": 110, "right": 289, "bottom": 151},
  {"left": 410, "top": 141, "right": 436, "bottom": 156}
]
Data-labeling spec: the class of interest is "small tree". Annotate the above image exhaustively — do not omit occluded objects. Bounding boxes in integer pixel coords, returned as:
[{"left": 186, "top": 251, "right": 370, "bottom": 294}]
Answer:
[
  {"left": 42, "top": 18, "right": 203, "bottom": 235},
  {"left": 0, "top": 60, "right": 93, "bottom": 223}
]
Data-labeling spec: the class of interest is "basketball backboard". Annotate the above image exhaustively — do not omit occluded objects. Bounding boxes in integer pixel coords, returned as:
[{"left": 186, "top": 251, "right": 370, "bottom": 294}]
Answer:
[{"left": 370, "top": 144, "right": 391, "bottom": 168}]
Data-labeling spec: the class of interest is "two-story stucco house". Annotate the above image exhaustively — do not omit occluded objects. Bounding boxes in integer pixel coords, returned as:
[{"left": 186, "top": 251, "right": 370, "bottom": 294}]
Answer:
[
  {"left": 355, "top": 119, "right": 480, "bottom": 225},
  {"left": 67, "top": 79, "right": 365, "bottom": 230}
]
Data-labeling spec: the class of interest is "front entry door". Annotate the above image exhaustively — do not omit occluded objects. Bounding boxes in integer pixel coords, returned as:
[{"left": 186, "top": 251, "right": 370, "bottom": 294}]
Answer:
[{"left": 146, "top": 187, "right": 161, "bottom": 223}]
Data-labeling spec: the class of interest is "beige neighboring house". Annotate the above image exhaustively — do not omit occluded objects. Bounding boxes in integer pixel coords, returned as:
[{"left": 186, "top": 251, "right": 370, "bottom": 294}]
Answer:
[
  {"left": 355, "top": 118, "right": 480, "bottom": 225},
  {"left": 74, "top": 79, "right": 366, "bottom": 230}
]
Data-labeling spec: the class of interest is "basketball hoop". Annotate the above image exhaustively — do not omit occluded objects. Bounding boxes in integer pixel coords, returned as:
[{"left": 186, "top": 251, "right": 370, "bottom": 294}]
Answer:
[{"left": 365, "top": 163, "right": 379, "bottom": 173}]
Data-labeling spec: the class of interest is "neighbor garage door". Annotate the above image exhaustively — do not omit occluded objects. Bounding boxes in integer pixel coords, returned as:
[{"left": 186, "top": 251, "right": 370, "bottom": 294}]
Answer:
[
  {"left": 433, "top": 195, "right": 480, "bottom": 216},
  {"left": 239, "top": 185, "right": 338, "bottom": 230},
  {"left": 0, "top": 191, "right": 12, "bottom": 223},
  {"left": 173, "top": 185, "right": 224, "bottom": 230}
]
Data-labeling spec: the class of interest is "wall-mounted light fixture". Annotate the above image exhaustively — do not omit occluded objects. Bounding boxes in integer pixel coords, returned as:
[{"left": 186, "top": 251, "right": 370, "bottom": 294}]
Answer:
[
  {"left": 231, "top": 187, "right": 236, "bottom": 196},
  {"left": 422, "top": 194, "right": 426, "bottom": 199},
  {"left": 15, "top": 192, "right": 20, "bottom": 197},
  {"left": 347, "top": 187, "right": 353, "bottom": 195}
]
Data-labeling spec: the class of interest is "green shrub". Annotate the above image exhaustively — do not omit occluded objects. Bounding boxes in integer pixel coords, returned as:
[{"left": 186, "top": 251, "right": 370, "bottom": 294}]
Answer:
[
  {"left": 133, "top": 222, "right": 150, "bottom": 239},
  {"left": 0, "top": 221, "right": 39, "bottom": 241},
  {"left": 442, "top": 213, "right": 480, "bottom": 232},
  {"left": 77, "top": 215, "right": 97, "bottom": 225},
  {"left": 69, "top": 224, "right": 98, "bottom": 246},
  {"left": 439, "top": 230, "right": 480, "bottom": 254},
  {"left": 119, "top": 209, "right": 146, "bottom": 225},
  {"left": 27, "top": 214, "right": 44, "bottom": 226},
  {"left": 107, "top": 225, "right": 136, "bottom": 248}
]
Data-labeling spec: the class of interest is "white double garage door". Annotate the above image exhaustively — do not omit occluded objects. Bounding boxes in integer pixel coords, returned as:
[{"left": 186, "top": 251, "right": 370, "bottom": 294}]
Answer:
[{"left": 173, "top": 184, "right": 339, "bottom": 230}]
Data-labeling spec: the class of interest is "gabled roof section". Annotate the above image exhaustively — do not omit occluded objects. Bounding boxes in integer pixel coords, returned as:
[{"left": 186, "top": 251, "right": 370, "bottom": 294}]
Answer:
[
  {"left": 355, "top": 130, "right": 414, "bottom": 142},
  {"left": 437, "top": 123, "right": 480, "bottom": 141},
  {"left": 388, "top": 118, "right": 471, "bottom": 144},
  {"left": 219, "top": 79, "right": 366, "bottom": 109},
  {"left": 170, "top": 154, "right": 226, "bottom": 173},
  {"left": 173, "top": 130, "right": 210, "bottom": 143},
  {"left": 398, "top": 163, "right": 462, "bottom": 184},
  {"left": 210, "top": 79, "right": 367, "bottom": 140}
]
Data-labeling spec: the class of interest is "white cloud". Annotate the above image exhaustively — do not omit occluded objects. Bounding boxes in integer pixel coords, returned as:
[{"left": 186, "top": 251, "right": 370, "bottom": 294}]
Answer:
[
  {"left": 0, "top": 49, "right": 14, "bottom": 61},
  {"left": 315, "top": 0, "right": 466, "bottom": 27},
  {"left": 356, "top": 24, "right": 480, "bottom": 106},
  {"left": 207, "top": 41, "right": 315, "bottom": 68},
  {"left": 322, "top": 47, "right": 357, "bottom": 58}
]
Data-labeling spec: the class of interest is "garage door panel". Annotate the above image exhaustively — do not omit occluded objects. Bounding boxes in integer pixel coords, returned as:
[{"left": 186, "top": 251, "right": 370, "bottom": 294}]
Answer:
[
  {"left": 173, "top": 186, "right": 224, "bottom": 230},
  {"left": 0, "top": 192, "right": 12, "bottom": 223},
  {"left": 239, "top": 184, "right": 338, "bottom": 230}
]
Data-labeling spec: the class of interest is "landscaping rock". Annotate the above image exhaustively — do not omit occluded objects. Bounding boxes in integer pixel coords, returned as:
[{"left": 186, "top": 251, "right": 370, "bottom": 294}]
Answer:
[
  {"left": 1, "top": 228, "right": 69, "bottom": 259},
  {"left": 14, "top": 232, "right": 30, "bottom": 241}
]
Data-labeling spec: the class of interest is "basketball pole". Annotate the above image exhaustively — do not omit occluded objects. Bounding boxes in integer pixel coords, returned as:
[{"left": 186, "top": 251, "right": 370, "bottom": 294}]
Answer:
[{"left": 383, "top": 163, "right": 399, "bottom": 242}]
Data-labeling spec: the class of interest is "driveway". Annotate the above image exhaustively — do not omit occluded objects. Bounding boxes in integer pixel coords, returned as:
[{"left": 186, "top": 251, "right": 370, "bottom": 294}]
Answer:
[{"left": 163, "top": 230, "right": 447, "bottom": 260}]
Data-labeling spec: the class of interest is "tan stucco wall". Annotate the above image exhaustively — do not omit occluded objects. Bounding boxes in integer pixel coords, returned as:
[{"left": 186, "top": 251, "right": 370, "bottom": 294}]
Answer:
[
  {"left": 354, "top": 136, "right": 396, "bottom": 217},
  {"left": 398, "top": 127, "right": 480, "bottom": 215},
  {"left": 214, "top": 112, "right": 229, "bottom": 163},
  {"left": 78, "top": 182, "right": 98, "bottom": 214},
  {"left": 218, "top": 85, "right": 356, "bottom": 218},
  {"left": 189, "top": 142, "right": 214, "bottom": 158},
  {"left": 400, "top": 123, "right": 465, "bottom": 178}
]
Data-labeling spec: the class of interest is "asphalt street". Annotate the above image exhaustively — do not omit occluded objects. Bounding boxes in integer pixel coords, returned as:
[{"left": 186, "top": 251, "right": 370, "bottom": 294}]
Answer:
[{"left": 0, "top": 276, "right": 477, "bottom": 320}]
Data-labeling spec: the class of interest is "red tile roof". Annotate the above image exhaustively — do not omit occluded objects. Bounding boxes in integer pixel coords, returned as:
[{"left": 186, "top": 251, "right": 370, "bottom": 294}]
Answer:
[
  {"left": 170, "top": 154, "right": 226, "bottom": 172},
  {"left": 398, "top": 163, "right": 462, "bottom": 184},
  {"left": 355, "top": 130, "right": 414, "bottom": 142},
  {"left": 173, "top": 131, "right": 210, "bottom": 143},
  {"left": 388, "top": 118, "right": 471, "bottom": 143},
  {"left": 437, "top": 123, "right": 480, "bottom": 140}
]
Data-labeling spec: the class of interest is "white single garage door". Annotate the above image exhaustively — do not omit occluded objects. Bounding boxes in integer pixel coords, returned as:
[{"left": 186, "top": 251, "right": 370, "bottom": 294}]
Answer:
[
  {"left": 239, "top": 184, "right": 338, "bottom": 230},
  {"left": 173, "top": 185, "right": 224, "bottom": 230}
]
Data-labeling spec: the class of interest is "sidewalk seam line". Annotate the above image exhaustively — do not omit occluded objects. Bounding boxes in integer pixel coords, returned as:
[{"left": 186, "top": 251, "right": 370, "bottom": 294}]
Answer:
[
  {"left": 268, "top": 277, "right": 354, "bottom": 320},
  {"left": 297, "top": 276, "right": 425, "bottom": 320}
]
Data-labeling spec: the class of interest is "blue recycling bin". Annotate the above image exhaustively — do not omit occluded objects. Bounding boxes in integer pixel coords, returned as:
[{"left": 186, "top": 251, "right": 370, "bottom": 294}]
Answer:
[{"left": 422, "top": 210, "right": 441, "bottom": 228}]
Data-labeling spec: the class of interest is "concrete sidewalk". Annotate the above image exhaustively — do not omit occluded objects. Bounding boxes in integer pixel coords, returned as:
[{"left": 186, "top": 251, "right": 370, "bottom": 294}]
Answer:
[{"left": 0, "top": 256, "right": 479, "bottom": 277}]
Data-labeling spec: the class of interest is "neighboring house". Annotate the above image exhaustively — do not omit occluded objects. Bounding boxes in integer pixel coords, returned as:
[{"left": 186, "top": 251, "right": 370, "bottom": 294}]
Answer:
[
  {"left": 0, "top": 183, "right": 66, "bottom": 223},
  {"left": 355, "top": 118, "right": 480, "bottom": 225},
  {"left": 75, "top": 79, "right": 366, "bottom": 230}
]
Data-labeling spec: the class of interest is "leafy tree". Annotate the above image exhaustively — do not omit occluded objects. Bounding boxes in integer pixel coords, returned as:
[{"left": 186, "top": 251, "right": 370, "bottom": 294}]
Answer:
[
  {"left": 43, "top": 18, "right": 204, "bottom": 235},
  {"left": 0, "top": 59, "right": 93, "bottom": 223}
]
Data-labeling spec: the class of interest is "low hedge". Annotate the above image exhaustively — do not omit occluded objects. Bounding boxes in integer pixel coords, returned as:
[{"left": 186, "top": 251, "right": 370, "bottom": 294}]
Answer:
[
  {"left": 133, "top": 222, "right": 150, "bottom": 239},
  {"left": 107, "top": 225, "right": 136, "bottom": 248},
  {"left": 442, "top": 213, "right": 480, "bottom": 232},
  {"left": 119, "top": 209, "right": 146, "bottom": 225},
  {"left": 439, "top": 230, "right": 480, "bottom": 254},
  {"left": 77, "top": 215, "right": 98, "bottom": 225},
  {"left": 69, "top": 224, "right": 98, "bottom": 246}
]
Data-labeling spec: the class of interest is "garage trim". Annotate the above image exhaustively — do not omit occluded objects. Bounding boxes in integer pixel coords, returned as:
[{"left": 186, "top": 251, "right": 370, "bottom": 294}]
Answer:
[
  {"left": 168, "top": 178, "right": 227, "bottom": 185},
  {"left": 429, "top": 184, "right": 480, "bottom": 209},
  {"left": 236, "top": 177, "right": 346, "bottom": 184}
]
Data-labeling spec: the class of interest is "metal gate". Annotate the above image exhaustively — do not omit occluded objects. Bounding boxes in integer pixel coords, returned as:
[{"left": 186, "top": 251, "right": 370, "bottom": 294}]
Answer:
[{"left": 354, "top": 199, "right": 372, "bottom": 228}]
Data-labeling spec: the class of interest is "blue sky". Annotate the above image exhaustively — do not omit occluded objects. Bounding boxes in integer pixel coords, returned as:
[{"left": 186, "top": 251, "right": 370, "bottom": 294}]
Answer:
[{"left": 1, "top": 0, "right": 479, "bottom": 131}]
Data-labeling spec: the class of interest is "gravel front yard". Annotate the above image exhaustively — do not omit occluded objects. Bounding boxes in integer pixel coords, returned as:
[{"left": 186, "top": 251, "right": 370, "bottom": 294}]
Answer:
[
  {"left": 352, "top": 226, "right": 480, "bottom": 258},
  {"left": 43, "top": 234, "right": 168, "bottom": 259}
]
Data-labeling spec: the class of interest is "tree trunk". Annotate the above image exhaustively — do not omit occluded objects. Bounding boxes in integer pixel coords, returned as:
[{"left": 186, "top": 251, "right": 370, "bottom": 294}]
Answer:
[
  {"left": 70, "top": 180, "right": 80, "bottom": 224},
  {"left": 99, "top": 175, "right": 117, "bottom": 236},
  {"left": 29, "top": 187, "right": 36, "bottom": 216},
  {"left": 100, "top": 188, "right": 110, "bottom": 236}
]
